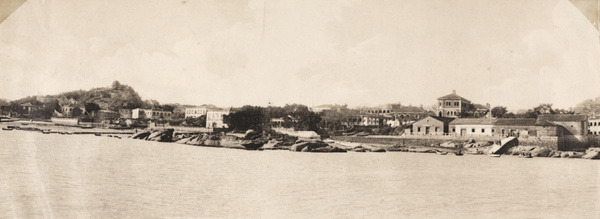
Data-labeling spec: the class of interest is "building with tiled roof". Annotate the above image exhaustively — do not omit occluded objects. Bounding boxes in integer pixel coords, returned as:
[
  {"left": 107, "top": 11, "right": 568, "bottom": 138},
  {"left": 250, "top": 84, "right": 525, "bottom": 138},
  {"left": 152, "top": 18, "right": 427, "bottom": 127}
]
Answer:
[{"left": 437, "top": 90, "right": 471, "bottom": 118}]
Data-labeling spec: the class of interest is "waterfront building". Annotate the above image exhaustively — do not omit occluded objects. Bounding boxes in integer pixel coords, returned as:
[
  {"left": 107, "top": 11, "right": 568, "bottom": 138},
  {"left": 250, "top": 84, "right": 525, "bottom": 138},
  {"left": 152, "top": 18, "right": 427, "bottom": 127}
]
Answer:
[
  {"left": 412, "top": 116, "right": 455, "bottom": 135},
  {"left": 449, "top": 118, "right": 495, "bottom": 136},
  {"left": 589, "top": 117, "right": 600, "bottom": 135},
  {"left": 206, "top": 108, "right": 230, "bottom": 128},
  {"left": 537, "top": 114, "right": 588, "bottom": 136}
]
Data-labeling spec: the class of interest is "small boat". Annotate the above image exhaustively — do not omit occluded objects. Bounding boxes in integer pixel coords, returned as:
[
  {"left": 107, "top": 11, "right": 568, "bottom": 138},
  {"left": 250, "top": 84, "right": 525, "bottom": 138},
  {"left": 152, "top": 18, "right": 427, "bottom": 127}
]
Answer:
[
  {"left": 454, "top": 150, "right": 463, "bottom": 156},
  {"left": 489, "top": 154, "right": 501, "bottom": 158},
  {"left": 2, "top": 127, "right": 13, "bottom": 131},
  {"left": 94, "top": 133, "right": 102, "bottom": 136}
]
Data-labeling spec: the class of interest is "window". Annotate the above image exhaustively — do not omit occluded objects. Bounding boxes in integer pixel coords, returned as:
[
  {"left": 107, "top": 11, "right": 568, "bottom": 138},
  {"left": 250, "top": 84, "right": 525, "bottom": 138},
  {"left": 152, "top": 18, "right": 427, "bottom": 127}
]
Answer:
[
  {"left": 418, "top": 127, "right": 421, "bottom": 132},
  {"left": 446, "top": 102, "right": 451, "bottom": 106},
  {"left": 481, "top": 128, "right": 485, "bottom": 133},
  {"left": 492, "top": 129, "right": 495, "bottom": 133},
  {"left": 454, "top": 102, "right": 459, "bottom": 106},
  {"left": 471, "top": 128, "right": 475, "bottom": 133},
  {"left": 435, "top": 127, "right": 439, "bottom": 132},
  {"left": 452, "top": 128, "right": 455, "bottom": 132}
]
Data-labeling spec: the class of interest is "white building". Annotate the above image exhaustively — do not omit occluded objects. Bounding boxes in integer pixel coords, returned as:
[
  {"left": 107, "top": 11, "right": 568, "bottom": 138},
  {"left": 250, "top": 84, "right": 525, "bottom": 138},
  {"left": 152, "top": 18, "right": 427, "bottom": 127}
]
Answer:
[
  {"left": 589, "top": 118, "right": 600, "bottom": 135},
  {"left": 185, "top": 107, "right": 208, "bottom": 118},
  {"left": 132, "top": 108, "right": 172, "bottom": 119},
  {"left": 206, "top": 108, "right": 230, "bottom": 128}
]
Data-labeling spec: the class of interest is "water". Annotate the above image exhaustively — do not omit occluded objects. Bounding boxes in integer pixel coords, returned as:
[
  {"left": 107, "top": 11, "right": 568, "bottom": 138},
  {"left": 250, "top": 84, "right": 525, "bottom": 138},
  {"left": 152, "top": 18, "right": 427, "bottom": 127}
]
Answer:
[{"left": 1, "top": 131, "right": 599, "bottom": 218}]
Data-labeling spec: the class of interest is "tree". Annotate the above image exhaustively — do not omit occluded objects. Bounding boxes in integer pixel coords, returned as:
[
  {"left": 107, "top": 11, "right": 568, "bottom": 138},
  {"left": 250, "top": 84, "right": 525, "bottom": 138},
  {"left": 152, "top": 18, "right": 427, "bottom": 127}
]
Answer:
[
  {"left": 574, "top": 97, "right": 600, "bottom": 117},
  {"left": 228, "top": 105, "right": 265, "bottom": 131},
  {"left": 85, "top": 102, "right": 101, "bottom": 116},
  {"left": 491, "top": 106, "right": 507, "bottom": 118},
  {"left": 533, "top": 103, "right": 555, "bottom": 115}
]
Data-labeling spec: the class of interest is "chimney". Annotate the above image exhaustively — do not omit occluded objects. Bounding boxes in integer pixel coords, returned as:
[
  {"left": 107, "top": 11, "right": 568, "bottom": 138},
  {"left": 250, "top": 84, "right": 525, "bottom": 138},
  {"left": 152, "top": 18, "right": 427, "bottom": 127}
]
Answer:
[{"left": 452, "top": 90, "right": 456, "bottom": 94}]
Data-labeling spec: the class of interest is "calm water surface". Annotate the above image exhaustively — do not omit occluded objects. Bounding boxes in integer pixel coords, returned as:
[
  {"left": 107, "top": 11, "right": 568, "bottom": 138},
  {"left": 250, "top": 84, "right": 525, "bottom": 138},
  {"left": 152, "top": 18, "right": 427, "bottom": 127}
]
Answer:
[{"left": 1, "top": 131, "right": 599, "bottom": 218}]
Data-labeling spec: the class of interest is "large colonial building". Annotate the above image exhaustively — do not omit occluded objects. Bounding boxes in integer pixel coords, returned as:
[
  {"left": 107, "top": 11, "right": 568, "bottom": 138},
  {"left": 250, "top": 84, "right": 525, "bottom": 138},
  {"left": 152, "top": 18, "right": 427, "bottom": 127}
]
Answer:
[
  {"left": 185, "top": 107, "right": 209, "bottom": 118},
  {"left": 590, "top": 117, "right": 600, "bottom": 135},
  {"left": 437, "top": 90, "right": 471, "bottom": 118}
]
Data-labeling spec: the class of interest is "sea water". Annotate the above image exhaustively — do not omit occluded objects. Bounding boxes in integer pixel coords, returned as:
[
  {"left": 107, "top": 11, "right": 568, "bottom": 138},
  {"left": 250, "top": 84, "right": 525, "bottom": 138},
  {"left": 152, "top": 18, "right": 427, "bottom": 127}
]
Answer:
[{"left": 1, "top": 131, "right": 599, "bottom": 218}]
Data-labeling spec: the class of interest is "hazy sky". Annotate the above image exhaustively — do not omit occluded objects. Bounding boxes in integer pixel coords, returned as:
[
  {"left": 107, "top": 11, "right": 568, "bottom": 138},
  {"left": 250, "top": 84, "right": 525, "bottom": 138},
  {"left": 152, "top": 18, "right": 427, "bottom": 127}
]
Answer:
[{"left": 1, "top": 0, "right": 599, "bottom": 111}]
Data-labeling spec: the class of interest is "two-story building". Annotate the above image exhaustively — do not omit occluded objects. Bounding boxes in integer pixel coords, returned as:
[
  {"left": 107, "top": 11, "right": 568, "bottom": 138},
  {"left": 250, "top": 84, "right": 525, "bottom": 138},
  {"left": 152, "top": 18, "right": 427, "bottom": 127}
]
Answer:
[
  {"left": 437, "top": 90, "right": 471, "bottom": 118},
  {"left": 185, "top": 107, "right": 209, "bottom": 118},
  {"left": 412, "top": 116, "right": 455, "bottom": 135},
  {"left": 206, "top": 108, "right": 230, "bottom": 128}
]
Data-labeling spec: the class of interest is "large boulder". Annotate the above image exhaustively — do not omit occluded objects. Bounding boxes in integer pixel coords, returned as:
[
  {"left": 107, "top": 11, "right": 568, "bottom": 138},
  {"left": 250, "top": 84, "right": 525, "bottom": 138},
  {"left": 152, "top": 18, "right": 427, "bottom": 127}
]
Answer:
[
  {"left": 440, "top": 141, "right": 456, "bottom": 148},
  {"left": 146, "top": 129, "right": 174, "bottom": 142},
  {"left": 175, "top": 136, "right": 192, "bottom": 144},
  {"left": 530, "top": 147, "right": 551, "bottom": 157},
  {"left": 582, "top": 150, "right": 600, "bottom": 159},
  {"left": 132, "top": 131, "right": 151, "bottom": 139}
]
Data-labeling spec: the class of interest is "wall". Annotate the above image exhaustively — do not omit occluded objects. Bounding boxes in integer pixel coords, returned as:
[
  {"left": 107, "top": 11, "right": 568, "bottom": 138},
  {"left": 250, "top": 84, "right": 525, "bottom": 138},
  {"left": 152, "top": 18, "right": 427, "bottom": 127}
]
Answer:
[
  {"left": 553, "top": 121, "right": 586, "bottom": 135},
  {"left": 451, "top": 124, "right": 494, "bottom": 136},
  {"left": 412, "top": 118, "right": 445, "bottom": 135},
  {"left": 51, "top": 117, "right": 79, "bottom": 126}
]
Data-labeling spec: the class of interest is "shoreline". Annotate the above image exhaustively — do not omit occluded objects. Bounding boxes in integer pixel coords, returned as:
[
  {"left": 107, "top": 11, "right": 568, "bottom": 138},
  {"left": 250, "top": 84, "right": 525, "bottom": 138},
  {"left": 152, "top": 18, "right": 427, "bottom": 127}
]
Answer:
[{"left": 3, "top": 121, "right": 600, "bottom": 159}]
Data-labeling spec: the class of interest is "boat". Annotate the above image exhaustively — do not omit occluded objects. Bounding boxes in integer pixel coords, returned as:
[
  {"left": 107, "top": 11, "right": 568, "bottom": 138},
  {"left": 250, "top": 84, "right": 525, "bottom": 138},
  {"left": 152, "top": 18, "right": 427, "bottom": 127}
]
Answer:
[
  {"left": 94, "top": 133, "right": 102, "bottom": 136},
  {"left": 79, "top": 125, "right": 94, "bottom": 129},
  {"left": 454, "top": 150, "right": 463, "bottom": 156},
  {"left": 2, "top": 127, "right": 13, "bottom": 131},
  {"left": 489, "top": 154, "right": 501, "bottom": 158}
]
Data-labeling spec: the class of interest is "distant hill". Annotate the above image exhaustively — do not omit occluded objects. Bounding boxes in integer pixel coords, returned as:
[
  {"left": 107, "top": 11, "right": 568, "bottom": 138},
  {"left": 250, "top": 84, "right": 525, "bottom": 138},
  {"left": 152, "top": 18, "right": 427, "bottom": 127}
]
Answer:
[{"left": 12, "top": 81, "right": 144, "bottom": 111}]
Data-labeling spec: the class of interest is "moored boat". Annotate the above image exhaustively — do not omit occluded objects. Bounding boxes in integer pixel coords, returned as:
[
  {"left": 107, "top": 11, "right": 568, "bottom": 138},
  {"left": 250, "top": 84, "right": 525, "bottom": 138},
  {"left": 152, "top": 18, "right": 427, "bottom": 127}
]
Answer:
[
  {"left": 436, "top": 150, "right": 448, "bottom": 155},
  {"left": 489, "top": 154, "right": 501, "bottom": 158},
  {"left": 454, "top": 150, "right": 463, "bottom": 156},
  {"left": 2, "top": 127, "right": 13, "bottom": 131}
]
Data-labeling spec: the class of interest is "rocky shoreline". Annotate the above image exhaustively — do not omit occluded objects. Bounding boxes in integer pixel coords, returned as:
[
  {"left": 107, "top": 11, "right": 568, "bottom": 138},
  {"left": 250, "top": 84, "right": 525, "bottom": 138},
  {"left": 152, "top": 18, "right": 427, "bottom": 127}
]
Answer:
[{"left": 4, "top": 123, "right": 600, "bottom": 159}]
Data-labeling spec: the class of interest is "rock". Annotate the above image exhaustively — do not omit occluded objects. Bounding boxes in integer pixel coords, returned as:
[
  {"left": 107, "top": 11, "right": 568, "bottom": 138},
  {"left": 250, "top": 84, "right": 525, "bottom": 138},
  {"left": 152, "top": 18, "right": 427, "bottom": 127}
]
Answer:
[
  {"left": 310, "top": 146, "right": 333, "bottom": 152},
  {"left": 301, "top": 146, "right": 312, "bottom": 152},
  {"left": 582, "top": 150, "right": 600, "bottom": 159},
  {"left": 370, "top": 148, "right": 386, "bottom": 153},
  {"left": 175, "top": 137, "right": 192, "bottom": 144},
  {"left": 353, "top": 148, "right": 367, "bottom": 152},
  {"left": 530, "top": 148, "right": 551, "bottom": 157},
  {"left": 440, "top": 141, "right": 456, "bottom": 148},
  {"left": 203, "top": 139, "right": 221, "bottom": 147},
  {"left": 132, "top": 131, "right": 151, "bottom": 139},
  {"left": 330, "top": 147, "right": 347, "bottom": 153},
  {"left": 561, "top": 152, "right": 570, "bottom": 158},
  {"left": 290, "top": 142, "right": 310, "bottom": 152}
]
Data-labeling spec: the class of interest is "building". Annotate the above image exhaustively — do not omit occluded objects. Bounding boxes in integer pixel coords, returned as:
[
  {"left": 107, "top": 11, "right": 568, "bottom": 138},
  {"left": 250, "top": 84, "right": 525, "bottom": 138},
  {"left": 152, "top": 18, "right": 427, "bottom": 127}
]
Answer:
[
  {"left": 132, "top": 108, "right": 173, "bottom": 119},
  {"left": 589, "top": 118, "right": 600, "bottom": 135},
  {"left": 185, "top": 107, "right": 209, "bottom": 118},
  {"left": 412, "top": 116, "right": 455, "bottom": 135},
  {"left": 206, "top": 108, "right": 230, "bottom": 128},
  {"left": 537, "top": 114, "right": 588, "bottom": 136},
  {"left": 60, "top": 104, "right": 81, "bottom": 117},
  {"left": 20, "top": 102, "right": 39, "bottom": 116},
  {"left": 96, "top": 110, "right": 120, "bottom": 121},
  {"left": 449, "top": 118, "right": 559, "bottom": 137},
  {"left": 437, "top": 90, "right": 471, "bottom": 118},
  {"left": 449, "top": 118, "right": 495, "bottom": 136},
  {"left": 119, "top": 109, "right": 132, "bottom": 119}
]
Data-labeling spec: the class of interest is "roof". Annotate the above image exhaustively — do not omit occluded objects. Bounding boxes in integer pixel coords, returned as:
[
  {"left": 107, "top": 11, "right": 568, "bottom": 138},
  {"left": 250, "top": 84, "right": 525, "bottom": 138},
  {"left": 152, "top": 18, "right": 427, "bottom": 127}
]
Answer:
[
  {"left": 450, "top": 118, "right": 496, "bottom": 125},
  {"left": 494, "top": 118, "right": 536, "bottom": 126},
  {"left": 313, "top": 104, "right": 335, "bottom": 108},
  {"left": 437, "top": 93, "right": 470, "bottom": 102},
  {"left": 414, "top": 116, "right": 455, "bottom": 124},
  {"left": 392, "top": 106, "right": 426, "bottom": 113},
  {"left": 537, "top": 114, "right": 588, "bottom": 122},
  {"left": 473, "top": 104, "right": 490, "bottom": 110}
]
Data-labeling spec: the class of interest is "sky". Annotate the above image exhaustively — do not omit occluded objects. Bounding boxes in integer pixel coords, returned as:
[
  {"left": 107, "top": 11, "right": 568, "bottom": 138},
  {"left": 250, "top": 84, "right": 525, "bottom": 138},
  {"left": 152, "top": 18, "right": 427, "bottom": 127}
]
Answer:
[{"left": 0, "top": 0, "right": 599, "bottom": 111}]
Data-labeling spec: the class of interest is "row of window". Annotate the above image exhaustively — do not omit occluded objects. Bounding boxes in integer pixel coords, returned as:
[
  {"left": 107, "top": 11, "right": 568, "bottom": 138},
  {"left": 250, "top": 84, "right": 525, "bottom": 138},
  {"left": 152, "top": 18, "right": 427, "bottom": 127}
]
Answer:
[
  {"left": 589, "top": 122, "right": 600, "bottom": 126},
  {"left": 441, "top": 101, "right": 460, "bottom": 107},
  {"left": 446, "top": 111, "right": 458, "bottom": 116},
  {"left": 416, "top": 127, "right": 440, "bottom": 132},
  {"left": 590, "top": 131, "right": 600, "bottom": 135},
  {"left": 186, "top": 110, "right": 207, "bottom": 114}
]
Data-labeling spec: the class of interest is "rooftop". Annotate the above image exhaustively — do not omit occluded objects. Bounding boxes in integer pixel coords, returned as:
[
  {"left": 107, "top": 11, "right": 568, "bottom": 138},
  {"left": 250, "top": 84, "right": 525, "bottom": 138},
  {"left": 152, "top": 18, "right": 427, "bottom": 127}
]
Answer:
[
  {"left": 437, "top": 90, "right": 470, "bottom": 102},
  {"left": 537, "top": 114, "right": 588, "bottom": 122}
]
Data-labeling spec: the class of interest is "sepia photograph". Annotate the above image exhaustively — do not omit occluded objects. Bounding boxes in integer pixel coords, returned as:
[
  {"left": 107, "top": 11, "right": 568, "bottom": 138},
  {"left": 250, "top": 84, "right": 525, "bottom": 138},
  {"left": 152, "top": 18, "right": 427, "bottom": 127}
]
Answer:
[{"left": 1, "top": 0, "right": 599, "bottom": 218}]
